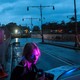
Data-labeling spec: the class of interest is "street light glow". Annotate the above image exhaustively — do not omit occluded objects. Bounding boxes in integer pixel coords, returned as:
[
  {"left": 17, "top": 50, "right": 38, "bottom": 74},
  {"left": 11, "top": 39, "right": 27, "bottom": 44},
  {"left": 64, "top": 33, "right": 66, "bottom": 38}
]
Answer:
[
  {"left": 14, "top": 29, "right": 18, "bottom": 34},
  {"left": 30, "top": 30, "right": 32, "bottom": 33},
  {"left": 15, "top": 38, "right": 18, "bottom": 42}
]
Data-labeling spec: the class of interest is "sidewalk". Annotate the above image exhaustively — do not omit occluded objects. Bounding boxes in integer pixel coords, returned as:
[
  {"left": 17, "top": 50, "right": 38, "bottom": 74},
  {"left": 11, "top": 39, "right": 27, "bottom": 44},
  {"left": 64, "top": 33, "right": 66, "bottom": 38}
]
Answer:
[{"left": 40, "top": 40, "right": 80, "bottom": 50}]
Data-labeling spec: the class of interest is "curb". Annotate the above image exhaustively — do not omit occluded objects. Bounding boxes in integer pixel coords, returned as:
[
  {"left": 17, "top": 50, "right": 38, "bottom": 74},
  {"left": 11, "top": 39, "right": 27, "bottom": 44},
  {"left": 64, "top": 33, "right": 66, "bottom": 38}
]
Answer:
[{"left": 39, "top": 42, "right": 80, "bottom": 50}]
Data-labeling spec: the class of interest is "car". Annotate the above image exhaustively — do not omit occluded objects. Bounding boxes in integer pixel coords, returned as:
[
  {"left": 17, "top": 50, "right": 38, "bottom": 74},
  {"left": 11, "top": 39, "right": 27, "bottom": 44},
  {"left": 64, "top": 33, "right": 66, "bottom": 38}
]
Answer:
[{"left": 45, "top": 65, "right": 80, "bottom": 80}]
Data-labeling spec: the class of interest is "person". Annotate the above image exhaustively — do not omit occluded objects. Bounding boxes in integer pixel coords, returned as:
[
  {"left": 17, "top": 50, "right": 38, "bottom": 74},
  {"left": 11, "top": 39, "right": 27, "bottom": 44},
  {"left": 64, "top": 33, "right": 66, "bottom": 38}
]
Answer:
[{"left": 10, "top": 42, "right": 45, "bottom": 80}]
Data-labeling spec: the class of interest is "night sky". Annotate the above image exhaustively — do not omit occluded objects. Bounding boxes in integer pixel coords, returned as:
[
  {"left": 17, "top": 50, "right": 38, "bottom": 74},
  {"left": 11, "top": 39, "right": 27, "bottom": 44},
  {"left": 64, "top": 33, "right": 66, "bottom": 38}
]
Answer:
[{"left": 0, "top": 0, "right": 80, "bottom": 27}]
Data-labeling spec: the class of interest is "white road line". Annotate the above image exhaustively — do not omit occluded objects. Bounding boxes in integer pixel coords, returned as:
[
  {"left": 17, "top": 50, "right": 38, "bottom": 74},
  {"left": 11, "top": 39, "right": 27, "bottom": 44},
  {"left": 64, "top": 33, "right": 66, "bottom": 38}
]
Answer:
[{"left": 42, "top": 51, "right": 72, "bottom": 65}]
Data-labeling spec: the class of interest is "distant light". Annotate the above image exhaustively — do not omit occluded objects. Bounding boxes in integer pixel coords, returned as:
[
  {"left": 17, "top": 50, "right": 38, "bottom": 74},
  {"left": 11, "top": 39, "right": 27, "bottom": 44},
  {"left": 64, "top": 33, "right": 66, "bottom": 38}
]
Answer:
[
  {"left": 25, "top": 29, "right": 28, "bottom": 33},
  {"left": 15, "top": 38, "right": 18, "bottom": 42},
  {"left": 30, "top": 31, "right": 32, "bottom": 33},
  {"left": 15, "top": 29, "right": 18, "bottom": 34}
]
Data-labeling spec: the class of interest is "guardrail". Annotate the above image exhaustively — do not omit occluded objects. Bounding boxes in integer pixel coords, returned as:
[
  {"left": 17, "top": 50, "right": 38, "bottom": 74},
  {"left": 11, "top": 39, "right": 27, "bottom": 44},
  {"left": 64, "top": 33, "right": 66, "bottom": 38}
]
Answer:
[{"left": 31, "top": 33, "right": 80, "bottom": 42}]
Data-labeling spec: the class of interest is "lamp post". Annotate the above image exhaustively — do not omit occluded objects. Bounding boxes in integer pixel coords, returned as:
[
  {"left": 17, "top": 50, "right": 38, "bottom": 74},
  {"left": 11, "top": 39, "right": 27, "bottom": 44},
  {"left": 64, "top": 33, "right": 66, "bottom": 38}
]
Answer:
[
  {"left": 40, "top": 4, "right": 44, "bottom": 42},
  {"left": 22, "top": 17, "right": 39, "bottom": 32},
  {"left": 74, "top": 0, "right": 78, "bottom": 48},
  {"left": 27, "top": 5, "right": 54, "bottom": 43}
]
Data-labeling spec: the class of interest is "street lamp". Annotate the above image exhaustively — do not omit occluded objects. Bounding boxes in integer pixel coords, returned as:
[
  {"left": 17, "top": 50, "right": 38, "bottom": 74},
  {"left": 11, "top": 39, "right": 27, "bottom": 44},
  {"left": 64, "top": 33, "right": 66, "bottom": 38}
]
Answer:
[
  {"left": 14, "top": 29, "right": 18, "bottom": 34},
  {"left": 39, "top": 4, "right": 55, "bottom": 43},
  {"left": 40, "top": 4, "right": 44, "bottom": 43},
  {"left": 22, "top": 17, "right": 39, "bottom": 32},
  {"left": 27, "top": 5, "right": 55, "bottom": 43}
]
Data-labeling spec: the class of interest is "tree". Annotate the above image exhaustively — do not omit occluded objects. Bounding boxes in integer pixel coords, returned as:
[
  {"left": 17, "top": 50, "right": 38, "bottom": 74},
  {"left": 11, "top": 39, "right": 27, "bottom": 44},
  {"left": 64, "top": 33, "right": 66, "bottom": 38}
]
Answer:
[
  {"left": 32, "top": 26, "right": 40, "bottom": 32},
  {"left": 6, "top": 22, "right": 18, "bottom": 33},
  {"left": 70, "top": 16, "right": 75, "bottom": 22}
]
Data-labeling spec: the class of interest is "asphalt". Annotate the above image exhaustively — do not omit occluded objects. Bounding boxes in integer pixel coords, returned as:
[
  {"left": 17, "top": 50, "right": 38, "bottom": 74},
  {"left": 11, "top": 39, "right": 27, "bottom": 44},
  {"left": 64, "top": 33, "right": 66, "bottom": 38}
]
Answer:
[
  {"left": 40, "top": 41, "right": 80, "bottom": 50},
  {"left": 5, "top": 41, "right": 80, "bottom": 80}
]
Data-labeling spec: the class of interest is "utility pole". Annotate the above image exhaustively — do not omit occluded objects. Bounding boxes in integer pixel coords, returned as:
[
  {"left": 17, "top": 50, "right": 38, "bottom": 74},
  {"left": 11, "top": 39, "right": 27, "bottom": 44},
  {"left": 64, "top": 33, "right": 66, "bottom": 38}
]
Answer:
[
  {"left": 74, "top": 0, "right": 79, "bottom": 48},
  {"left": 22, "top": 17, "right": 39, "bottom": 32},
  {"left": 27, "top": 4, "right": 55, "bottom": 43}
]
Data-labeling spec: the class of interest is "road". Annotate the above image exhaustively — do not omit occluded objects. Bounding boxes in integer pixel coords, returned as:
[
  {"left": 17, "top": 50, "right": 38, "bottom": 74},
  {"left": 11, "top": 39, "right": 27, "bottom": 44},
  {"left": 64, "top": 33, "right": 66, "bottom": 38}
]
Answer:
[
  {"left": 11, "top": 38, "right": 80, "bottom": 71},
  {"left": 37, "top": 43, "right": 80, "bottom": 71},
  {"left": 5, "top": 38, "right": 80, "bottom": 80}
]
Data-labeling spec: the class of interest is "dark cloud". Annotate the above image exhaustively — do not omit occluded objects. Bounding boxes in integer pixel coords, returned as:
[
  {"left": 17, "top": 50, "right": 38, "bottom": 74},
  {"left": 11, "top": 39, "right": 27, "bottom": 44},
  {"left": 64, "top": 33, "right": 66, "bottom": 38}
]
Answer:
[{"left": 0, "top": 0, "right": 80, "bottom": 26}]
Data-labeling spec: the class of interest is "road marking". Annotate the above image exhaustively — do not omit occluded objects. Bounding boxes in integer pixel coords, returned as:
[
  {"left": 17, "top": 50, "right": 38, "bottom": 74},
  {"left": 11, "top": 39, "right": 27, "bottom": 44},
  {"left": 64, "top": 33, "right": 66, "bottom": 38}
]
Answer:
[{"left": 42, "top": 51, "right": 72, "bottom": 65}]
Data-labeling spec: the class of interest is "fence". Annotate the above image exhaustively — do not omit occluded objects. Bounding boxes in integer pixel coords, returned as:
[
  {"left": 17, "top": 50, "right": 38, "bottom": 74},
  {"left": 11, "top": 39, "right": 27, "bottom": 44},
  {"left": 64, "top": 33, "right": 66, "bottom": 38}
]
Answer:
[{"left": 31, "top": 33, "right": 80, "bottom": 42}]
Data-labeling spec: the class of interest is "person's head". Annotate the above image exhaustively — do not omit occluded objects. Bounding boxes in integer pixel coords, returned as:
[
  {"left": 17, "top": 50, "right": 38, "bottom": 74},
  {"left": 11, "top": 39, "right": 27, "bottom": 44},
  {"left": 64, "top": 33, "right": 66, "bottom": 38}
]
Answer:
[{"left": 22, "top": 42, "right": 41, "bottom": 64}]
